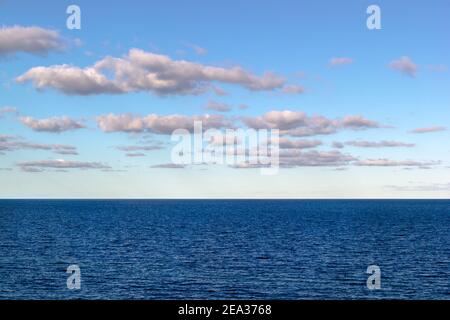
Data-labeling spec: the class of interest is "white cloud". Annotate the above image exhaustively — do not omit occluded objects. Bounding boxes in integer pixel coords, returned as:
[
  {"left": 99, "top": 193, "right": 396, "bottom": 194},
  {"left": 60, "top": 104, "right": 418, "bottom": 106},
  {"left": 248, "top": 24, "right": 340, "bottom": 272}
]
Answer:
[
  {"left": 340, "top": 115, "right": 381, "bottom": 130},
  {"left": 17, "top": 48, "right": 286, "bottom": 96},
  {"left": 20, "top": 116, "right": 86, "bottom": 133},
  {"left": 242, "top": 110, "right": 308, "bottom": 130},
  {"left": 242, "top": 111, "right": 382, "bottom": 137},
  {"left": 17, "top": 65, "right": 123, "bottom": 95},
  {"left": 97, "top": 113, "right": 232, "bottom": 134},
  {"left": 0, "top": 26, "right": 66, "bottom": 56}
]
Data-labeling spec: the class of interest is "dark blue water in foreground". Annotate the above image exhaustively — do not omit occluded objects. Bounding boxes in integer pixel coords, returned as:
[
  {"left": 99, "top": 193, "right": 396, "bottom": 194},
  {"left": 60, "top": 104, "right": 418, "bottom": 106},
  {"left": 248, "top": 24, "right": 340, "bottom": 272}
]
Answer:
[{"left": 0, "top": 200, "right": 449, "bottom": 299}]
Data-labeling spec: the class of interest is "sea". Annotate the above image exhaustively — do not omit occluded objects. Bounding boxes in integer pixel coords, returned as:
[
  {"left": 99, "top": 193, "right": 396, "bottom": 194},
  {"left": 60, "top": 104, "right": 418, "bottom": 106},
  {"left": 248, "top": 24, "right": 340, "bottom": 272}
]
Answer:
[{"left": 0, "top": 199, "right": 448, "bottom": 299}]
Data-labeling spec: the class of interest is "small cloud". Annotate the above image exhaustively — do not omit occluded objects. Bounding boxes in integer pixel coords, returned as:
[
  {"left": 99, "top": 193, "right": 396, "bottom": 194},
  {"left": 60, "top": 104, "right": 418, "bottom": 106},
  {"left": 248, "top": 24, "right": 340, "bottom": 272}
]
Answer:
[
  {"left": 355, "top": 159, "right": 440, "bottom": 167},
  {"left": 204, "top": 100, "right": 232, "bottom": 112},
  {"left": 410, "top": 126, "right": 446, "bottom": 134},
  {"left": 97, "top": 113, "right": 232, "bottom": 134},
  {"left": 117, "top": 146, "right": 162, "bottom": 152},
  {"left": 346, "top": 140, "right": 415, "bottom": 148},
  {"left": 0, "top": 106, "right": 18, "bottom": 117},
  {"left": 84, "top": 50, "right": 95, "bottom": 57},
  {"left": 340, "top": 115, "right": 381, "bottom": 129},
  {"left": 229, "top": 162, "right": 271, "bottom": 170},
  {"left": 184, "top": 42, "right": 208, "bottom": 55},
  {"left": 54, "top": 149, "right": 78, "bottom": 156},
  {"left": 332, "top": 167, "right": 348, "bottom": 171},
  {"left": 20, "top": 116, "right": 86, "bottom": 133},
  {"left": 389, "top": 56, "right": 418, "bottom": 77},
  {"left": 242, "top": 111, "right": 383, "bottom": 137},
  {"left": 278, "top": 150, "right": 355, "bottom": 168},
  {"left": 278, "top": 138, "right": 322, "bottom": 149},
  {"left": 332, "top": 141, "right": 344, "bottom": 149},
  {"left": 150, "top": 163, "right": 186, "bottom": 169},
  {"left": 0, "top": 25, "right": 67, "bottom": 56},
  {"left": 126, "top": 152, "right": 146, "bottom": 157},
  {"left": 116, "top": 144, "right": 163, "bottom": 153},
  {"left": 282, "top": 84, "right": 305, "bottom": 94},
  {"left": 18, "top": 159, "right": 110, "bottom": 172},
  {"left": 73, "top": 38, "right": 83, "bottom": 47},
  {"left": 0, "top": 135, "right": 78, "bottom": 155},
  {"left": 329, "top": 57, "right": 354, "bottom": 67},
  {"left": 212, "top": 86, "right": 229, "bottom": 96},
  {"left": 238, "top": 104, "right": 250, "bottom": 110}
]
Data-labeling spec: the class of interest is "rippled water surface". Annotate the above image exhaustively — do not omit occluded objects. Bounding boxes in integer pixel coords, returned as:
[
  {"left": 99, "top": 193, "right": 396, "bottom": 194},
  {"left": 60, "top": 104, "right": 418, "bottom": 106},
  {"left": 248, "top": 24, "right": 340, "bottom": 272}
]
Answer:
[{"left": 0, "top": 200, "right": 449, "bottom": 299}]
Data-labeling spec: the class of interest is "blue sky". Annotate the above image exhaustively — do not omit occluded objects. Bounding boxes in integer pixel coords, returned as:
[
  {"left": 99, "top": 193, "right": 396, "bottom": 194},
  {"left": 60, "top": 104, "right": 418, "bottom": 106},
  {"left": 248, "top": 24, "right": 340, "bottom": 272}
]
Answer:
[{"left": 1, "top": 0, "right": 449, "bottom": 198}]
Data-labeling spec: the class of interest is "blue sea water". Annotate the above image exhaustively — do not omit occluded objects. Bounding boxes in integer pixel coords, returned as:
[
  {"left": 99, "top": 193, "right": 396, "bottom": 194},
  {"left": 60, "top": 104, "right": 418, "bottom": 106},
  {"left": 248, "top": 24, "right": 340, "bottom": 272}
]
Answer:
[{"left": 0, "top": 200, "right": 448, "bottom": 300}]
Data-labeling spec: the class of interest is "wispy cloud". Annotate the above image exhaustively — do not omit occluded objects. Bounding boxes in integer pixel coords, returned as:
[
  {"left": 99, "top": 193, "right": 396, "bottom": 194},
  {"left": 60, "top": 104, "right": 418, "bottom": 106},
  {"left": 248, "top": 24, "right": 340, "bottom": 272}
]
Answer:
[
  {"left": 278, "top": 138, "right": 322, "bottom": 149},
  {"left": 212, "top": 86, "right": 228, "bottom": 96},
  {"left": 97, "top": 113, "right": 232, "bottom": 134},
  {"left": 20, "top": 116, "right": 86, "bottom": 133},
  {"left": 229, "top": 148, "right": 355, "bottom": 169},
  {"left": 115, "top": 142, "right": 164, "bottom": 157},
  {"left": 278, "top": 150, "right": 356, "bottom": 167},
  {"left": 116, "top": 144, "right": 163, "bottom": 152},
  {"left": 340, "top": 115, "right": 382, "bottom": 130},
  {"left": 329, "top": 57, "right": 354, "bottom": 67},
  {"left": 150, "top": 163, "right": 186, "bottom": 169},
  {"left": 0, "top": 106, "right": 18, "bottom": 117},
  {"left": 281, "top": 84, "right": 305, "bottom": 94},
  {"left": 389, "top": 56, "right": 418, "bottom": 77},
  {"left": 184, "top": 42, "right": 208, "bottom": 55},
  {"left": 204, "top": 100, "right": 232, "bottom": 112},
  {"left": 0, "top": 135, "right": 78, "bottom": 155},
  {"left": 355, "top": 159, "right": 439, "bottom": 167},
  {"left": 242, "top": 111, "right": 383, "bottom": 137},
  {"left": 126, "top": 152, "right": 146, "bottom": 157},
  {"left": 346, "top": 140, "right": 415, "bottom": 148},
  {"left": 18, "top": 159, "right": 110, "bottom": 172},
  {"left": 410, "top": 126, "right": 446, "bottom": 134},
  {"left": 332, "top": 141, "right": 344, "bottom": 149}
]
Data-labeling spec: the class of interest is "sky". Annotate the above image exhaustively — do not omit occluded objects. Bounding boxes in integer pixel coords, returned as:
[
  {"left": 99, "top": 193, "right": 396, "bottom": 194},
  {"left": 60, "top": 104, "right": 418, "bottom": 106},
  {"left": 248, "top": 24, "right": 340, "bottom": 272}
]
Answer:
[{"left": 0, "top": 0, "right": 449, "bottom": 198}]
